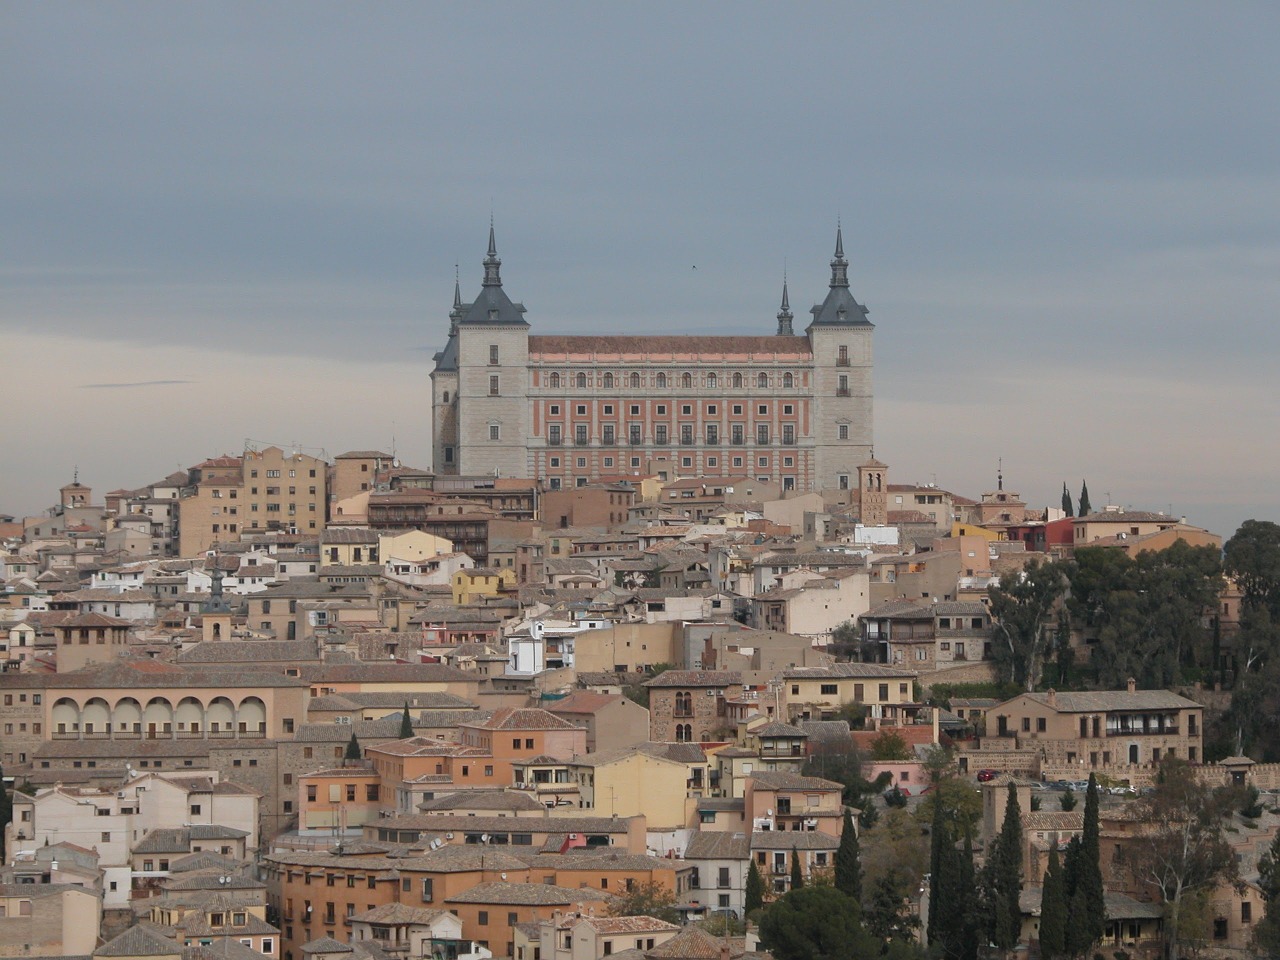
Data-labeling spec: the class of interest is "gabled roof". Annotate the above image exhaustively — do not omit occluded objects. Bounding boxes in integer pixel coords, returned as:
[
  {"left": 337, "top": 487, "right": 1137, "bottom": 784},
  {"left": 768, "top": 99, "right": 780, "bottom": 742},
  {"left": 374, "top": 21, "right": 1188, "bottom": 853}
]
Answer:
[
  {"left": 95, "top": 924, "right": 181, "bottom": 957},
  {"left": 643, "top": 670, "right": 741, "bottom": 688},
  {"left": 1016, "top": 689, "right": 1202, "bottom": 713}
]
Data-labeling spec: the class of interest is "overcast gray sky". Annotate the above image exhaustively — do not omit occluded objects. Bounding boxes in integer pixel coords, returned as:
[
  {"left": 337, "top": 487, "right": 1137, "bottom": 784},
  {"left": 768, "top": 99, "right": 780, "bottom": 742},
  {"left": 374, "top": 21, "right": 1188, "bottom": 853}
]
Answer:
[{"left": 4, "top": 3, "right": 1277, "bottom": 537}]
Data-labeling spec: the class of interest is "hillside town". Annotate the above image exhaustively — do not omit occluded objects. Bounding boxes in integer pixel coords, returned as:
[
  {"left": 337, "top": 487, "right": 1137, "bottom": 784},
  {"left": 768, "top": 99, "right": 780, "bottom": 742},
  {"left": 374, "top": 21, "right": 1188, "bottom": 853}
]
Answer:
[{"left": 3, "top": 444, "right": 1279, "bottom": 960}]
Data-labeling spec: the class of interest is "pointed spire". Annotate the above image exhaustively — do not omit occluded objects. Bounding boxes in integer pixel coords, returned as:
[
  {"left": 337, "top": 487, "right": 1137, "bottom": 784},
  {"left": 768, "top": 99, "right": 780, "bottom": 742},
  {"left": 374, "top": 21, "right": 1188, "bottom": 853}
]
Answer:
[
  {"left": 776, "top": 275, "right": 794, "bottom": 336},
  {"left": 829, "top": 223, "right": 849, "bottom": 289},
  {"left": 482, "top": 221, "right": 502, "bottom": 288},
  {"left": 453, "top": 264, "right": 462, "bottom": 309}
]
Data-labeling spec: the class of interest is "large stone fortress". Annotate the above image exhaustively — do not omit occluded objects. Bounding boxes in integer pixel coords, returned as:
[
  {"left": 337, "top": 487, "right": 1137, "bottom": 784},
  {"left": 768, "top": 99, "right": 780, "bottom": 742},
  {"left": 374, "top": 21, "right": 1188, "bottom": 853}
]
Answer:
[{"left": 431, "top": 226, "right": 874, "bottom": 492}]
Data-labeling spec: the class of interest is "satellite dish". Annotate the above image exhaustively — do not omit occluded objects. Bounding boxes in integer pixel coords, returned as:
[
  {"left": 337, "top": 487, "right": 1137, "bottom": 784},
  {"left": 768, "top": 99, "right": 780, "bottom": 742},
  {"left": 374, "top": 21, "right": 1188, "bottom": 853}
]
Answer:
[
  {"left": 500, "top": 872, "right": 507, "bottom": 880},
  {"left": 766, "top": 809, "right": 773, "bottom": 817},
  {"left": 481, "top": 834, "right": 491, "bottom": 843}
]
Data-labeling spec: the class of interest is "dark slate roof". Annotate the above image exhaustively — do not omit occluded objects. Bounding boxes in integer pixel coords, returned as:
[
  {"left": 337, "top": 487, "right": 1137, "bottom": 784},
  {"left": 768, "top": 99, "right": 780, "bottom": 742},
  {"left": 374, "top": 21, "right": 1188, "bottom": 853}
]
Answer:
[{"left": 808, "top": 227, "right": 871, "bottom": 327}]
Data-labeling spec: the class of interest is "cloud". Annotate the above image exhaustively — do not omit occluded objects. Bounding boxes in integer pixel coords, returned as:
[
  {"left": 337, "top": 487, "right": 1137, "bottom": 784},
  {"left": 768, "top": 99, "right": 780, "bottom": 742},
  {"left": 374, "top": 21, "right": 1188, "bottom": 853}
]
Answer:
[{"left": 79, "top": 380, "right": 195, "bottom": 389}]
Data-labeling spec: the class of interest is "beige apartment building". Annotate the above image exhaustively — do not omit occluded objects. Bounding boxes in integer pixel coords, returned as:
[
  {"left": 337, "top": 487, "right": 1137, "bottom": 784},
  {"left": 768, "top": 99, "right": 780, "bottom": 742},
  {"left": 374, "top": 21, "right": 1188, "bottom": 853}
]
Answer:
[
  {"left": 330, "top": 450, "right": 395, "bottom": 505},
  {"left": 242, "top": 446, "right": 328, "bottom": 535},
  {"left": 779, "top": 661, "right": 918, "bottom": 722},
  {"left": 0, "top": 883, "right": 101, "bottom": 958},
  {"left": 988, "top": 681, "right": 1205, "bottom": 767}
]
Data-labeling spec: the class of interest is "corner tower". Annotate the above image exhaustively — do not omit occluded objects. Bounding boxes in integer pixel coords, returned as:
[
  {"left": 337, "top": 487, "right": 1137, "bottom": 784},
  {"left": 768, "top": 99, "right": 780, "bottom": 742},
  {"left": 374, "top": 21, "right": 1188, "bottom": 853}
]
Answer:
[
  {"left": 807, "top": 225, "right": 874, "bottom": 491},
  {"left": 430, "top": 269, "right": 465, "bottom": 474},
  {"left": 452, "top": 225, "right": 532, "bottom": 478}
]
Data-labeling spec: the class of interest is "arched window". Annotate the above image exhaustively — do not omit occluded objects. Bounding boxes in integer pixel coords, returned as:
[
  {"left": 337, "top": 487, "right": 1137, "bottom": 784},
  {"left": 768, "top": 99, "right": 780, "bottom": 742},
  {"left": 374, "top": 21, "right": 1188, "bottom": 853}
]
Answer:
[
  {"left": 548, "top": 373, "right": 561, "bottom": 389},
  {"left": 732, "top": 372, "right": 743, "bottom": 388},
  {"left": 707, "top": 373, "right": 717, "bottom": 389},
  {"left": 783, "top": 372, "right": 793, "bottom": 388},
  {"left": 656, "top": 373, "right": 667, "bottom": 388},
  {"left": 603, "top": 372, "right": 614, "bottom": 389},
  {"left": 630, "top": 372, "right": 641, "bottom": 388},
  {"left": 758, "top": 373, "right": 769, "bottom": 388},
  {"left": 682, "top": 372, "right": 692, "bottom": 389},
  {"left": 576, "top": 372, "right": 587, "bottom": 388}
]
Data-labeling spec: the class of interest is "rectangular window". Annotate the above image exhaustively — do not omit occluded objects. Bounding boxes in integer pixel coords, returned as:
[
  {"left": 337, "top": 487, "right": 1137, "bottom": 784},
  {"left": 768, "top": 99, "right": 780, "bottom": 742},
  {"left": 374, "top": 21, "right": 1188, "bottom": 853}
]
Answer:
[
  {"left": 602, "top": 424, "right": 615, "bottom": 444},
  {"left": 489, "top": 375, "right": 500, "bottom": 396},
  {"left": 757, "top": 424, "right": 769, "bottom": 444},
  {"left": 654, "top": 424, "right": 666, "bottom": 445},
  {"left": 548, "top": 425, "right": 562, "bottom": 445},
  {"left": 575, "top": 425, "right": 588, "bottom": 446},
  {"left": 705, "top": 424, "right": 718, "bottom": 444},
  {"left": 782, "top": 424, "right": 795, "bottom": 444},
  {"left": 490, "top": 424, "right": 501, "bottom": 441},
  {"left": 681, "top": 424, "right": 694, "bottom": 445},
  {"left": 838, "top": 374, "right": 849, "bottom": 396},
  {"left": 489, "top": 344, "right": 499, "bottom": 365}
]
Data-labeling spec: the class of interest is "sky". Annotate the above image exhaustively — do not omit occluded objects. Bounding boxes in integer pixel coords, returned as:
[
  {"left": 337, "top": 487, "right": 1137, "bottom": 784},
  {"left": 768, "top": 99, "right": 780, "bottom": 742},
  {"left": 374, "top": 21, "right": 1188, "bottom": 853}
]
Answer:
[{"left": 4, "top": 3, "right": 1278, "bottom": 538}]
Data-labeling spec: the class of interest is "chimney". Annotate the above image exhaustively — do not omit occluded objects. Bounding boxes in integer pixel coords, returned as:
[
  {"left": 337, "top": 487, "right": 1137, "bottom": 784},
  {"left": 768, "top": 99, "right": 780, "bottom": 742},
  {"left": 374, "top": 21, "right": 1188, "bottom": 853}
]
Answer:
[
  {"left": 1046, "top": 688, "right": 1057, "bottom": 707},
  {"left": 1127, "top": 677, "right": 1137, "bottom": 694}
]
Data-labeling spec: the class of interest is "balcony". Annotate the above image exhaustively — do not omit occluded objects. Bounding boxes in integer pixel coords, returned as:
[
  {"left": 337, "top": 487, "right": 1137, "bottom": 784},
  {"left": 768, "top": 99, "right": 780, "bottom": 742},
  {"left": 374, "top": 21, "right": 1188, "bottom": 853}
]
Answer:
[
  {"left": 836, "top": 357, "right": 851, "bottom": 367},
  {"left": 836, "top": 388, "right": 851, "bottom": 397}
]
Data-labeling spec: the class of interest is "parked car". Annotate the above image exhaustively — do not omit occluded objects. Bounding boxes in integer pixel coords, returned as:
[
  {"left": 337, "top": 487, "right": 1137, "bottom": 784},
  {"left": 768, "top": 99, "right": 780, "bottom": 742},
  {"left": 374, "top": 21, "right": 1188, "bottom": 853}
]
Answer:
[
  {"left": 976, "top": 769, "right": 999, "bottom": 782},
  {"left": 1107, "top": 785, "right": 1136, "bottom": 796}
]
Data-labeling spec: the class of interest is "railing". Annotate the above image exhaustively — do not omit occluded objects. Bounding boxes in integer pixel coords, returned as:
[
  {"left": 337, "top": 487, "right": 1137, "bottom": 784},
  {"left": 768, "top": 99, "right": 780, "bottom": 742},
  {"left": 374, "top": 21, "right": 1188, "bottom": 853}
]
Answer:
[{"left": 836, "top": 388, "right": 851, "bottom": 397}]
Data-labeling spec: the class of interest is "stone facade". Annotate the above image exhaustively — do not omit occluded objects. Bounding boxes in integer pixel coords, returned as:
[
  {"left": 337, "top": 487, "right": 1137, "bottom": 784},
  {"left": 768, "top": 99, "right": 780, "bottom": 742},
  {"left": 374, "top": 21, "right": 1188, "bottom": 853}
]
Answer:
[
  {"left": 432, "top": 227, "right": 874, "bottom": 493},
  {"left": 643, "top": 670, "right": 743, "bottom": 743}
]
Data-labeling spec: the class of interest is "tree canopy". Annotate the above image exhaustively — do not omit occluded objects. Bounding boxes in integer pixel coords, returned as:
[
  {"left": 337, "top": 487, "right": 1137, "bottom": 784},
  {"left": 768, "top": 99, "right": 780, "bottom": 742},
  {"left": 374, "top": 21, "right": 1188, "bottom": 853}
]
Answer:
[
  {"left": 987, "top": 558, "right": 1071, "bottom": 691},
  {"left": 1127, "top": 759, "right": 1238, "bottom": 960},
  {"left": 758, "top": 885, "right": 883, "bottom": 960}
]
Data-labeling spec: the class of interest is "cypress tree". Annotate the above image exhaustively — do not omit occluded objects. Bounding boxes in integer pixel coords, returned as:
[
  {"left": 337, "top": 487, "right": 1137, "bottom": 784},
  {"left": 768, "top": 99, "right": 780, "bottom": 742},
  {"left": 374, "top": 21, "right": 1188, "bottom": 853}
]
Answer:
[
  {"left": 0, "top": 764, "right": 10, "bottom": 861},
  {"left": 1078, "top": 480, "right": 1092, "bottom": 517},
  {"left": 790, "top": 846, "right": 804, "bottom": 890},
  {"left": 344, "top": 731, "right": 362, "bottom": 762},
  {"left": 986, "top": 783, "right": 1024, "bottom": 951},
  {"left": 835, "top": 808, "right": 862, "bottom": 901},
  {"left": 1079, "top": 774, "right": 1106, "bottom": 945},
  {"left": 399, "top": 703, "right": 414, "bottom": 739},
  {"left": 1065, "top": 882, "right": 1092, "bottom": 957},
  {"left": 1061, "top": 483, "right": 1073, "bottom": 517},
  {"left": 958, "top": 830, "right": 980, "bottom": 960},
  {"left": 745, "top": 859, "right": 764, "bottom": 915},
  {"left": 928, "top": 782, "right": 947, "bottom": 943},
  {"left": 1038, "top": 845, "right": 1067, "bottom": 959}
]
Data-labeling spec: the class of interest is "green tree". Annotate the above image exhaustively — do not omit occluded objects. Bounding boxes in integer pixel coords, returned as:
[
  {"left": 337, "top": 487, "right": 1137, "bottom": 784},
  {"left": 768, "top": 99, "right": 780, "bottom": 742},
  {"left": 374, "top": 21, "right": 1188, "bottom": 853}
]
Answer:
[
  {"left": 1128, "top": 760, "right": 1238, "bottom": 960},
  {"left": 1070, "top": 543, "right": 1222, "bottom": 688},
  {"left": 1038, "top": 845, "right": 1067, "bottom": 960},
  {"left": 0, "top": 764, "right": 10, "bottom": 861},
  {"left": 758, "top": 885, "right": 879, "bottom": 960},
  {"left": 1078, "top": 774, "right": 1106, "bottom": 944},
  {"left": 1061, "top": 483, "right": 1073, "bottom": 518},
  {"left": 1255, "top": 830, "right": 1280, "bottom": 955},
  {"left": 988, "top": 558, "right": 1070, "bottom": 691},
  {"left": 869, "top": 729, "right": 911, "bottom": 761},
  {"left": 916, "top": 775, "right": 982, "bottom": 834},
  {"left": 344, "top": 731, "right": 362, "bottom": 762},
  {"left": 863, "top": 868, "right": 919, "bottom": 944},
  {"left": 790, "top": 846, "right": 804, "bottom": 890},
  {"left": 606, "top": 879, "right": 680, "bottom": 924},
  {"left": 982, "top": 783, "right": 1024, "bottom": 951},
  {"left": 1058, "top": 787, "right": 1076, "bottom": 812},
  {"left": 399, "top": 703, "right": 414, "bottom": 739},
  {"left": 863, "top": 808, "right": 929, "bottom": 927},
  {"left": 1078, "top": 480, "right": 1091, "bottom": 517},
  {"left": 834, "top": 808, "right": 861, "bottom": 901},
  {"left": 802, "top": 740, "right": 888, "bottom": 813},
  {"left": 745, "top": 859, "right": 765, "bottom": 916}
]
